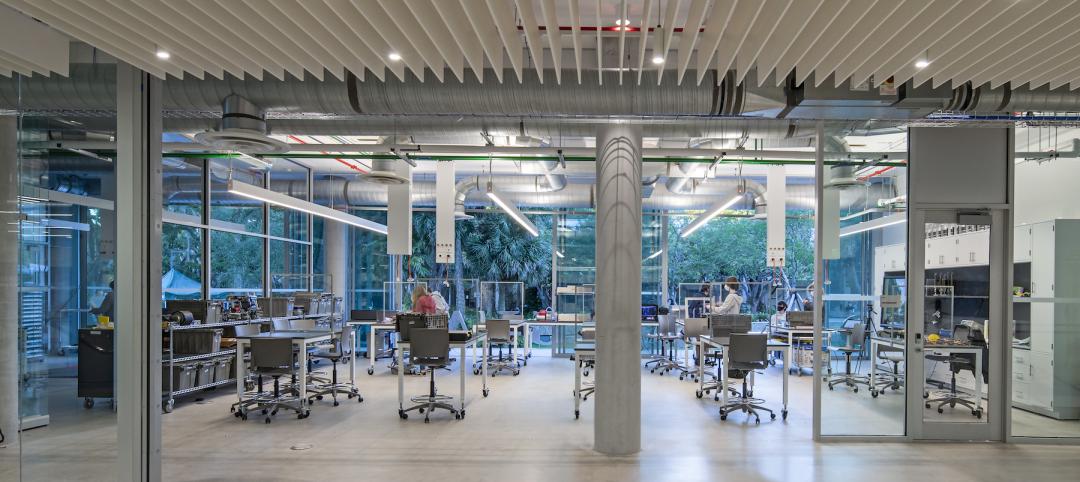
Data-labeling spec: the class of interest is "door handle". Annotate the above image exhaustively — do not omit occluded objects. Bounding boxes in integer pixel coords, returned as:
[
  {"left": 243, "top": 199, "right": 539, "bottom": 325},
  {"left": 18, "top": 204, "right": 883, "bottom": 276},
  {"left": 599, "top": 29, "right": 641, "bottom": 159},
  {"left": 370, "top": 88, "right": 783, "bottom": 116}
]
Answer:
[{"left": 913, "top": 332, "right": 923, "bottom": 353}]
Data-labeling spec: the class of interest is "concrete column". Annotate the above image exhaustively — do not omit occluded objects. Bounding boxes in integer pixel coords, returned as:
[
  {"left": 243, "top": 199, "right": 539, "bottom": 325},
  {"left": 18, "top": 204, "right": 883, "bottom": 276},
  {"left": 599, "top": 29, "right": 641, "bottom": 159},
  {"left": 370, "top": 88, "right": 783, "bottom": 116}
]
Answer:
[
  {"left": 0, "top": 116, "right": 21, "bottom": 476},
  {"left": 593, "top": 124, "right": 642, "bottom": 455},
  {"left": 323, "top": 220, "right": 349, "bottom": 306}
]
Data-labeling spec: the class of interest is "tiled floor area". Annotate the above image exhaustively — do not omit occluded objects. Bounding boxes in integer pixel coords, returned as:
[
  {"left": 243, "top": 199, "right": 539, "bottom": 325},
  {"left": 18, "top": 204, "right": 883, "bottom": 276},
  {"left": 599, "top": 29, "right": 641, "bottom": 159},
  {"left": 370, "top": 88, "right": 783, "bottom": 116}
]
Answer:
[{"left": 7, "top": 350, "right": 1080, "bottom": 481}]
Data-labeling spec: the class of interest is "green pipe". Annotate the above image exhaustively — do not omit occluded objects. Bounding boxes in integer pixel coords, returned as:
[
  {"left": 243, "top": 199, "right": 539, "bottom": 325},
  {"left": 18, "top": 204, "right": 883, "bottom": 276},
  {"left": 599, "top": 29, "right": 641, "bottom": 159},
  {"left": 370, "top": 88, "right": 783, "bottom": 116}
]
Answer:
[{"left": 46, "top": 149, "right": 907, "bottom": 167}]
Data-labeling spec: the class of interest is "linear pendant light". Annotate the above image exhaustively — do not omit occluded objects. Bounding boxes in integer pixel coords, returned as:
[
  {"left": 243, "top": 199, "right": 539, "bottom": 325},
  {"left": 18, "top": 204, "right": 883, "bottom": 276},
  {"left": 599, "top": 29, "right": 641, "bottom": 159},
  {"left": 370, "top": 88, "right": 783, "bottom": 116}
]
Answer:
[
  {"left": 680, "top": 195, "right": 743, "bottom": 238},
  {"left": 227, "top": 179, "right": 388, "bottom": 235},
  {"left": 839, "top": 213, "right": 906, "bottom": 238},
  {"left": 486, "top": 181, "right": 539, "bottom": 237}
]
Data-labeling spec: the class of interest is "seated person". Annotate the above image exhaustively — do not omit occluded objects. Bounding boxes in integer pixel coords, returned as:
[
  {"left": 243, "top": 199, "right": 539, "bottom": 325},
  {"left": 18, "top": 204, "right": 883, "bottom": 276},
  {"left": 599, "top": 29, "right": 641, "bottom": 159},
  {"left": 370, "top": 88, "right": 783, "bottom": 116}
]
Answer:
[{"left": 770, "top": 301, "right": 788, "bottom": 326}]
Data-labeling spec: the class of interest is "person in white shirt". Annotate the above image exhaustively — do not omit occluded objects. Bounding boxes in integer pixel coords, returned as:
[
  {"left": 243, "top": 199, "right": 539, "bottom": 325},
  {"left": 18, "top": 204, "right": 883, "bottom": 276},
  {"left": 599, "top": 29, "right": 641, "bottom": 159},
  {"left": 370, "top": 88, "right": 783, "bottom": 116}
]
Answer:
[
  {"left": 714, "top": 276, "right": 743, "bottom": 315},
  {"left": 770, "top": 300, "right": 789, "bottom": 327}
]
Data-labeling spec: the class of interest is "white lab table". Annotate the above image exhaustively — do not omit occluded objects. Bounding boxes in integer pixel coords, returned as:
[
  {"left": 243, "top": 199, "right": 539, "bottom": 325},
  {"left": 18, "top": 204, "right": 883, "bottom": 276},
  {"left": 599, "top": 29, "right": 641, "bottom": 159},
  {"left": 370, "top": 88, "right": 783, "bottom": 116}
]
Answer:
[
  {"left": 396, "top": 331, "right": 488, "bottom": 418},
  {"left": 234, "top": 329, "right": 342, "bottom": 414},
  {"left": 347, "top": 320, "right": 397, "bottom": 374},
  {"left": 771, "top": 324, "right": 833, "bottom": 375},
  {"left": 699, "top": 335, "right": 789, "bottom": 421},
  {"left": 572, "top": 342, "right": 595, "bottom": 420}
]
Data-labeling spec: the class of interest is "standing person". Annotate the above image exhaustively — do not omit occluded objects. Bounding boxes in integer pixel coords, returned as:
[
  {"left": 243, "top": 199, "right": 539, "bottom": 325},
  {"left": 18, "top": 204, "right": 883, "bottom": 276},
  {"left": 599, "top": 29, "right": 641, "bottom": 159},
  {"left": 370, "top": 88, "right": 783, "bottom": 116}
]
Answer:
[
  {"left": 411, "top": 284, "right": 436, "bottom": 314},
  {"left": 714, "top": 276, "right": 743, "bottom": 315},
  {"left": 803, "top": 282, "right": 816, "bottom": 312}
]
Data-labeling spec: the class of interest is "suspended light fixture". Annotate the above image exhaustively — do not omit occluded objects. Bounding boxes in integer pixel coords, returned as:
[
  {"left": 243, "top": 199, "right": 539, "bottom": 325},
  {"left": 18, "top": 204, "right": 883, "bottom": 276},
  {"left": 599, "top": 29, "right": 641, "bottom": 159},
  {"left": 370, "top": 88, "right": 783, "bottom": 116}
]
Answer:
[
  {"left": 645, "top": 249, "right": 663, "bottom": 260},
  {"left": 680, "top": 195, "right": 742, "bottom": 238},
  {"left": 231, "top": 152, "right": 272, "bottom": 170},
  {"left": 555, "top": 250, "right": 565, "bottom": 258},
  {"left": 227, "top": 179, "right": 388, "bottom": 235},
  {"left": 486, "top": 181, "right": 539, "bottom": 237},
  {"left": 839, "top": 213, "right": 906, "bottom": 238}
]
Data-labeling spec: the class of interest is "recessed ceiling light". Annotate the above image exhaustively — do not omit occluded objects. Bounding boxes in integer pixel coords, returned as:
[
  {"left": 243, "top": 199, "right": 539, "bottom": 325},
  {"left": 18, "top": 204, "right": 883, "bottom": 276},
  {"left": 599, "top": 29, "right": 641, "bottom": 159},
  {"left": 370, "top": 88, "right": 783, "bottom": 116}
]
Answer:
[
  {"left": 388, "top": 52, "right": 402, "bottom": 61},
  {"left": 652, "top": 55, "right": 665, "bottom": 65},
  {"left": 914, "top": 59, "right": 929, "bottom": 69},
  {"left": 156, "top": 49, "right": 170, "bottom": 60}
]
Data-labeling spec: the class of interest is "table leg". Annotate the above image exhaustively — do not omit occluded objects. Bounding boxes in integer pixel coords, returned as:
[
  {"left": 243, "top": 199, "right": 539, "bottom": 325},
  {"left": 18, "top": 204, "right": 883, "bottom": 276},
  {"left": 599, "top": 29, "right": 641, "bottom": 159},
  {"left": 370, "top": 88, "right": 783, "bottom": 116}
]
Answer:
[
  {"left": 574, "top": 357, "right": 582, "bottom": 416},
  {"left": 459, "top": 344, "right": 466, "bottom": 412},
  {"left": 511, "top": 327, "right": 518, "bottom": 365},
  {"left": 782, "top": 347, "right": 789, "bottom": 411},
  {"left": 721, "top": 349, "right": 730, "bottom": 409},
  {"left": 482, "top": 337, "right": 489, "bottom": 395},
  {"left": 870, "top": 338, "right": 879, "bottom": 389},
  {"left": 974, "top": 349, "right": 983, "bottom": 413},
  {"left": 368, "top": 327, "right": 376, "bottom": 374},
  {"left": 298, "top": 340, "right": 309, "bottom": 410},
  {"left": 697, "top": 338, "right": 705, "bottom": 391},
  {"left": 524, "top": 323, "right": 531, "bottom": 358},
  {"left": 397, "top": 343, "right": 404, "bottom": 411},
  {"left": 235, "top": 340, "right": 246, "bottom": 403},
  {"left": 787, "top": 332, "right": 794, "bottom": 374},
  {"left": 349, "top": 327, "right": 356, "bottom": 385}
]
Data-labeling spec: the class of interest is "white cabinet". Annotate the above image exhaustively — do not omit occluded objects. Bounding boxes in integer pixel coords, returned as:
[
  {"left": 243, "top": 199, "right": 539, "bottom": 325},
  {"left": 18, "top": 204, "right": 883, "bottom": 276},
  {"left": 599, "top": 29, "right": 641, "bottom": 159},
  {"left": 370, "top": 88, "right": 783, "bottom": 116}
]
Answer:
[
  {"left": 1029, "top": 351, "right": 1054, "bottom": 409},
  {"left": 956, "top": 230, "right": 989, "bottom": 266},
  {"left": 1015, "top": 225, "right": 1032, "bottom": 263}
]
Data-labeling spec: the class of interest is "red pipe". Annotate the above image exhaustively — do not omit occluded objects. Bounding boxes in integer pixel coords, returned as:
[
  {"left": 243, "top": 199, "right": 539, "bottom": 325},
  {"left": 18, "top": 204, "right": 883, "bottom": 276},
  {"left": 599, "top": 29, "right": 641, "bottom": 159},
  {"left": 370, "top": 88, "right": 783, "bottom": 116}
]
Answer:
[
  {"left": 286, "top": 135, "right": 368, "bottom": 174},
  {"left": 858, "top": 166, "right": 895, "bottom": 181},
  {"left": 516, "top": 25, "right": 705, "bottom": 33}
]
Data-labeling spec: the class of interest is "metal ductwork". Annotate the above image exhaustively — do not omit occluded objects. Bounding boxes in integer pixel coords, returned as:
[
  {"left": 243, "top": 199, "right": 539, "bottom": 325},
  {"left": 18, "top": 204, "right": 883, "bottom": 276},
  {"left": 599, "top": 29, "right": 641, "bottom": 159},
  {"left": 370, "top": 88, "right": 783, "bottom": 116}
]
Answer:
[
  {"left": 10, "top": 64, "right": 1080, "bottom": 122},
  {"left": 191, "top": 94, "right": 288, "bottom": 154}
]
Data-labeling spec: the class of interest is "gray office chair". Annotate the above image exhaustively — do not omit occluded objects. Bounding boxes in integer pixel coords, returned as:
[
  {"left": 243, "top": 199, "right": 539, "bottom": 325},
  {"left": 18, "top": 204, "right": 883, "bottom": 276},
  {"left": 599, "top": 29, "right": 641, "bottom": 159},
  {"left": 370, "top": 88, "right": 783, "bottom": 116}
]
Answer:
[
  {"left": 679, "top": 318, "right": 708, "bottom": 381},
  {"left": 241, "top": 337, "right": 308, "bottom": 423},
  {"left": 399, "top": 328, "right": 461, "bottom": 422},
  {"left": 272, "top": 318, "right": 292, "bottom": 331},
  {"left": 645, "top": 314, "right": 686, "bottom": 376},
  {"left": 308, "top": 327, "right": 363, "bottom": 407},
  {"left": 576, "top": 329, "right": 597, "bottom": 403},
  {"left": 577, "top": 327, "right": 596, "bottom": 377},
  {"left": 825, "top": 321, "right": 872, "bottom": 392},
  {"left": 229, "top": 324, "right": 265, "bottom": 415},
  {"left": 924, "top": 325, "right": 983, "bottom": 418},
  {"left": 482, "top": 319, "right": 520, "bottom": 376},
  {"left": 870, "top": 322, "right": 904, "bottom": 397},
  {"left": 291, "top": 318, "right": 318, "bottom": 330},
  {"left": 718, "top": 333, "right": 777, "bottom": 423}
]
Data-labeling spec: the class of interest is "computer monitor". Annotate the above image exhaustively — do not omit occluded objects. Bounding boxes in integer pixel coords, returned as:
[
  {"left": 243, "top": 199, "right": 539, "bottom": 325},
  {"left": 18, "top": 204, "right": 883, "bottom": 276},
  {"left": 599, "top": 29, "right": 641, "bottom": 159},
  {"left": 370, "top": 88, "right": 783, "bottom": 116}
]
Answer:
[
  {"left": 641, "top": 304, "right": 658, "bottom": 322},
  {"left": 708, "top": 314, "right": 752, "bottom": 337},
  {"left": 351, "top": 309, "right": 380, "bottom": 322}
]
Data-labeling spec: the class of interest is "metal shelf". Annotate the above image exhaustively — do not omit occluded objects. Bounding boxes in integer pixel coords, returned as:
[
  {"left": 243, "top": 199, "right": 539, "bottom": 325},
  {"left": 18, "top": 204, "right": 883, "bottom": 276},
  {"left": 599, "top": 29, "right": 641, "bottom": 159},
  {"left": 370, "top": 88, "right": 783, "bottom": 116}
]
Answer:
[
  {"left": 166, "top": 319, "right": 268, "bottom": 331},
  {"left": 169, "top": 378, "right": 235, "bottom": 397},
  {"left": 166, "top": 349, "right": 236, "bottom": 363}
]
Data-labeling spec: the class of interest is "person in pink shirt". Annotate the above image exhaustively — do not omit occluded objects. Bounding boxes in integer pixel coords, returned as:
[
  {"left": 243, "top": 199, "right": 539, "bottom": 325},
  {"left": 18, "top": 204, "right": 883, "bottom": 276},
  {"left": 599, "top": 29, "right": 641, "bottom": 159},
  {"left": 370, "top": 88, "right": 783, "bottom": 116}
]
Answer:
[{"left": 411, "top": 284, "right": 437, "bottom": 314}]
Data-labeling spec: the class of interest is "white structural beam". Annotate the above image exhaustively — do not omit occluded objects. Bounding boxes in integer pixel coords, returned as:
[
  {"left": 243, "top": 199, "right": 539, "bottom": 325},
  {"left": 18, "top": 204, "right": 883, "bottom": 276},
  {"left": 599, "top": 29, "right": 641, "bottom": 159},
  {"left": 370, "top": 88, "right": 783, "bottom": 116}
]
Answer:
[
  {"left": 299, "top": 1, "right": 387, "bottom": 81},
  {"left": 774, "top": 0, "right": 847, "bottom": 86},
  {"left": 570, "top": 0, "right": 583, "bottom": 84},
  {"left": 357, "top": 0, "right": 431, "bottom": 81},
  {"left": 912, "top": 0, "right": 1028, "bottom": 88},
  {"left": 832, "top": 0, "right": 931, "bottom": 87},
  {"left": 981, "top": 2, "right": 1080, "bottom": 89},
  {"left": 734, "top": 0, "right": 794, "bottom": 85},
  {"left": 674, "top": 0, "right": 708, "bottom": 85},
  {"left": 404, "top": 0, "right": 465, "bottom": 82},
  {"left": 812, "top": 0, "right": 900, "bottom": 87},
  {"left": 710, "top": 0, "right": 764, "bottom": 84},
  {"left": 431, "top": 0, "right": 487, "bottom": 82},
  {"left": 868, "top": 0, "right": 973, "bottom": 87},
  {"left": 636, "top": 0, "right": 654, "bottom": 86},
  {"left": 0, "top": 3, "right": 69, "bottom": 76},
  {"left": 106, "top": 0, "right": 237, "bottom": 80},
  {"left": 240, "top": 0, "right": 344, "bottom": 80},
  {"left": 460, "top": 0, "right": 506, "bottom": 83},
  {"left": 487, "top": 0, "right": 525, "bottom": 83},
  {"left": 274, "top": 0, "right": 371, "bottom": 81},
  {"left": 325, "top": 0, "right": 406, "bottom": 81},
  {"left": 517, "top": 0, "right": 546, "bottom": 83},
  {"left": 539, "top": 0, "right": 563, "bottom": 84},
  {"left": 378, "top": 0, "right": 450, "bottom": 82},
  {"left": 754, "top": 0, "right": 824, "bottom": 86},
  {"left": 211, "top": 0, "right": 319, "bottom": 79},
  {"left": 618, "top": 0, "right": 627, "bottom": 85},
  {"left": 794, "top": 0, "right": 873, "bottom": 86},
  {"left": 694, "top": 0, "right": 736, "bottom": 85},
  {"left": 655, "top": 0, "right": 680, "bottom": 85},
  {"left": 167, "top": 0, "right": 290, "bottom": 80}
]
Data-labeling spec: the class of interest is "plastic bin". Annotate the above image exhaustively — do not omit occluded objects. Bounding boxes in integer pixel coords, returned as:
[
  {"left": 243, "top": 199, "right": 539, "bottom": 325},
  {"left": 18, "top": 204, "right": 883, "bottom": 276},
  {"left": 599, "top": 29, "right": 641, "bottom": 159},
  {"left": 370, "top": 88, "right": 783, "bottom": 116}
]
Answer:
[
  {"left": 194, "top": 361, "right": 215, "bottom": 387},
  {"left": 173, "top": 329, "right": 223, "bottom": 355},
  {"left": 212, "top": 356, "right": 232, "bottom": 383},
  {"left": 162, "top": 363, "right": 197, "bottom": 393}
]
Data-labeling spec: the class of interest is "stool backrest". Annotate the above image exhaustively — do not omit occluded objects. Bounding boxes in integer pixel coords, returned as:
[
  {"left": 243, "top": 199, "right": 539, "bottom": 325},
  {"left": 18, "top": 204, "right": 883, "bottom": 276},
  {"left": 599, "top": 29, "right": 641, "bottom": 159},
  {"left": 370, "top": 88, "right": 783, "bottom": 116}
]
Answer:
[
  {"left": 272, "top": 318, "right": 292, "bottom": 331},
  {"left": 291, "top": 318, "right": 317, "bottom": 330},
  {"left": 487, "top": 319, "right": 511, "bottom": 341},
  {"left": 683, "top": 317, "right": 708, "bottom": 338},
  {"left": 728, "top": 333, "right": 768, "bottom": 364},
  {"left": 409, "top": 328, "right": 450, "bottom": 365},
  {"left": 234, "top": 324, "right": 261, "bottom": 337},
  {"left": 250, "top": 338, "right": 294, "bottom": 370}
]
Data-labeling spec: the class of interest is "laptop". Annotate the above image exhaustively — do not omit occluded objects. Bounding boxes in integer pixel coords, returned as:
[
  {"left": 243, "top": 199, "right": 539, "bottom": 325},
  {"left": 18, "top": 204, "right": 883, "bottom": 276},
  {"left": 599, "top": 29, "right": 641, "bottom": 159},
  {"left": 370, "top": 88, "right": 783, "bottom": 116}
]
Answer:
[{"left": 641, "top": 304, "right": 658, "bottom": 322}]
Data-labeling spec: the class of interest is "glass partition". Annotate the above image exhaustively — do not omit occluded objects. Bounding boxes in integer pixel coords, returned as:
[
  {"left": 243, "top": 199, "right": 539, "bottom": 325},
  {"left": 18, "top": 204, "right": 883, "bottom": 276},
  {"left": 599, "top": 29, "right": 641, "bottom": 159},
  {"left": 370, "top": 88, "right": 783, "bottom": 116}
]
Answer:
[
  {"left": 819, "top": 130, "right": 908, "bottom": 437},
  {"left": 208, "top": 159, "right": 264, "bottom": 233},
  {"left": 209, "top": 230, "right": 263, "bottom": 299},
  {"left": 480, "top": 281, "right": 525, "bottom": 321}
]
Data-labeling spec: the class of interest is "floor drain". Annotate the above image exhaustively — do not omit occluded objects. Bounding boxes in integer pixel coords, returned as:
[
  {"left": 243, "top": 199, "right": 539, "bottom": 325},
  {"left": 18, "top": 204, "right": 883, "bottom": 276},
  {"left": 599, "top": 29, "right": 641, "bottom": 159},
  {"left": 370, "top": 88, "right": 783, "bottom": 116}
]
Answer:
[{"left": 290, "top": 443, "right": 314, "bottom": 451}]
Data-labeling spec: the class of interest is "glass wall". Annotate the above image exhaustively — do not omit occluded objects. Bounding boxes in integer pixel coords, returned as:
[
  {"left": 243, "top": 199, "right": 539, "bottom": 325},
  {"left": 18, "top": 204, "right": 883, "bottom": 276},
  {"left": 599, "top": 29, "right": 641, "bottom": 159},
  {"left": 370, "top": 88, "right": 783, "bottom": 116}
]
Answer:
[
  {"left": 642, "top": 214, "right": 663, "bottom": 305},
  {"left": 350, "top": 210, "right": 389, "bottom": 310},
  {"left": 819, "top": 131, "right": 908, "bottom": 437},
  {"left": 10, "top": 62, "right": 119, "bottom": 480},
  {"left": 1010, "top": 126, "right": 1080, "bottom": 439}
]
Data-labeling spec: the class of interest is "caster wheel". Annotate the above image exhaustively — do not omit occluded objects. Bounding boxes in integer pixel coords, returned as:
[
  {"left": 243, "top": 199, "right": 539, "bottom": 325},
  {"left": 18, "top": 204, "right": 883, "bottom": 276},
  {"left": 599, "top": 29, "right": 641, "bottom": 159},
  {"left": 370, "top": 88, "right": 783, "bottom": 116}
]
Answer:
[
  {"left": 240, "top": 413, "right": 248, "bottom": 421},
  {"left": 584, "top": 371, "right": 590, "bottom": 377},
  {"left": 419, "top": 408, "right": 425, "bottom": 414},
  {"left": 358, "top": 396, "right": 364, "bottom": 403},
  {"left": 755, "top": 418, "right": 761, "bottom": 425},
  {"left": 455, "top": 413, "right": 461, "bottom": 420},
  {"left": 367, "top": 367, "right": 374, "bottom": 375},
  {"left": 925, "top": 403, "right": 931, "bottom": 409},
  {"left": 473, "top": 369, "right": 480, "bottom": 375},
  {"left": 424, "top": 417, "right": 430, "bottom": 423},
  {"left": 84, "top": 398, "right": 95, "bottom": 409},
  {"left": 265, "top": 417, "right": 271, "bottom": 424},
  {"left": 827, "top": 385, "right": 833, "bottom": 391},
  {"left": 399, "top": 411, "right": 408, "bottom": 420},
  {"left": 316, "top": 395, "right": 324, "bottom": 400},
  {"left": 262, "top": 409, "right": 268, "bottom": 415},
  {"left": 163, "top": 400, "right": 173, "bottom": 413},
  {"left": 950, "top": 401, "right": 956, "bottom": 408},
  {"left": 853, "top": 388, "right": 858, "bottom": 393},
  {"left": 923, "top": 392, "right": 929, "bottom": 399},
  {"left": 679, "top": 376, "right": 684, "bottom": 381},
  {"left": 575, "top": 410, "right": 580, "bottom": 420},
  {"left": 871, "top": 390, "right": 879, "bottom": 398},
  {"left": 348, "top": 393, "right": 354, "bottom": 399},
  {"left": 271, "top": 409, "right": 279, "bottom": 416},
  {"left": 513, "top": 371, "right": 519, "bottom": 376},
  {"left": 659, "top": 372, "right": 663, "bottom": 376},
  {"left": 748, "top": 391, "right": 754, "bottom": 398},
  {"left": 714, "top": 395, "right": 720, "bottom": 402},
  {"left": 782, "top": 410, "right": 788, "bottom": 421},
  {"left": 975, "top": 410, "right": 983, "bottom": 419},
  {"left": 460, "top": 410, "right": 466, "bottom": 419},
  {"left": 696, "top": 390, "right": 703, "bottom": 399},
  {"left": 771, "top": 413, "right": 776, "bottom": 420},
  {"left": 720, "top": 414, "right": 727, "bottom": 421},
  {"left": 523, "top": 360, "right": 527, "bottom": 366},
  {"left": 333, "top": 401, "right": 340, "bottom": 407},
  {"left": 938, "top": 408, "right": 944, "bottom": 414},
  {"left": 483, "top": 389, "right": 489, "bottom": 397}
]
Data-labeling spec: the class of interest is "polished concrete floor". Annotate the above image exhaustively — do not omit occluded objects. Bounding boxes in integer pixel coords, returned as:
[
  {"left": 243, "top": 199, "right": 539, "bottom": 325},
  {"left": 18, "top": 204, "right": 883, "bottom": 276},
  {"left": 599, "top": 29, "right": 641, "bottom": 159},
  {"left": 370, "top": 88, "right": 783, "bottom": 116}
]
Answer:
[{"left": 7, "top": 350, "right": 1080, "bottom": 481}]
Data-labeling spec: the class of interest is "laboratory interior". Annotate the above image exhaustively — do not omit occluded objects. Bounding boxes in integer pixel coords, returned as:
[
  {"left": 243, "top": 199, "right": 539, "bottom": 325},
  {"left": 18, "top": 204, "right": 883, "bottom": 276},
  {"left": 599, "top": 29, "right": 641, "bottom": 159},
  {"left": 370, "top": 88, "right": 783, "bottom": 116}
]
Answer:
[{"left": 2, "top": 1, "right": 1080, "bottom": 481}]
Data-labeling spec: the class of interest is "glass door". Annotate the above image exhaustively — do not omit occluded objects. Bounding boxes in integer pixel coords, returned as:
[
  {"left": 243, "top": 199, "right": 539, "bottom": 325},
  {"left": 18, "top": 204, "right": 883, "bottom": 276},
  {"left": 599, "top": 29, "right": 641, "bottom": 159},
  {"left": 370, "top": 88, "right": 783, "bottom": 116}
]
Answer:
[{"left": 907, "top": 209, "right": 1005, "bottom": 440}]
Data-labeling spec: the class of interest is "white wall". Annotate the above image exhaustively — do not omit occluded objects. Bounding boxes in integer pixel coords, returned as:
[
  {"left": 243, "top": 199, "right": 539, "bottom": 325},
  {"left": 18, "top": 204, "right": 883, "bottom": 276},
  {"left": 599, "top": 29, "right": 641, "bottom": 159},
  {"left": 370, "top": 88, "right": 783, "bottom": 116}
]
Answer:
[{"left": 1015, "top": 159, "right": 1080, "bottom": 225}]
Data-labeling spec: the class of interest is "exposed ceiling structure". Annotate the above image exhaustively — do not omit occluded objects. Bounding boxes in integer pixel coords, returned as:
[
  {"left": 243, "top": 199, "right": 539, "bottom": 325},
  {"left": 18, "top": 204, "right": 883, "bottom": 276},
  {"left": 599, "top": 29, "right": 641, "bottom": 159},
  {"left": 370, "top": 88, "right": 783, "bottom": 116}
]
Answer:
[{"left": 5, "top": 0, "right": 1080, "bottom": 92}]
